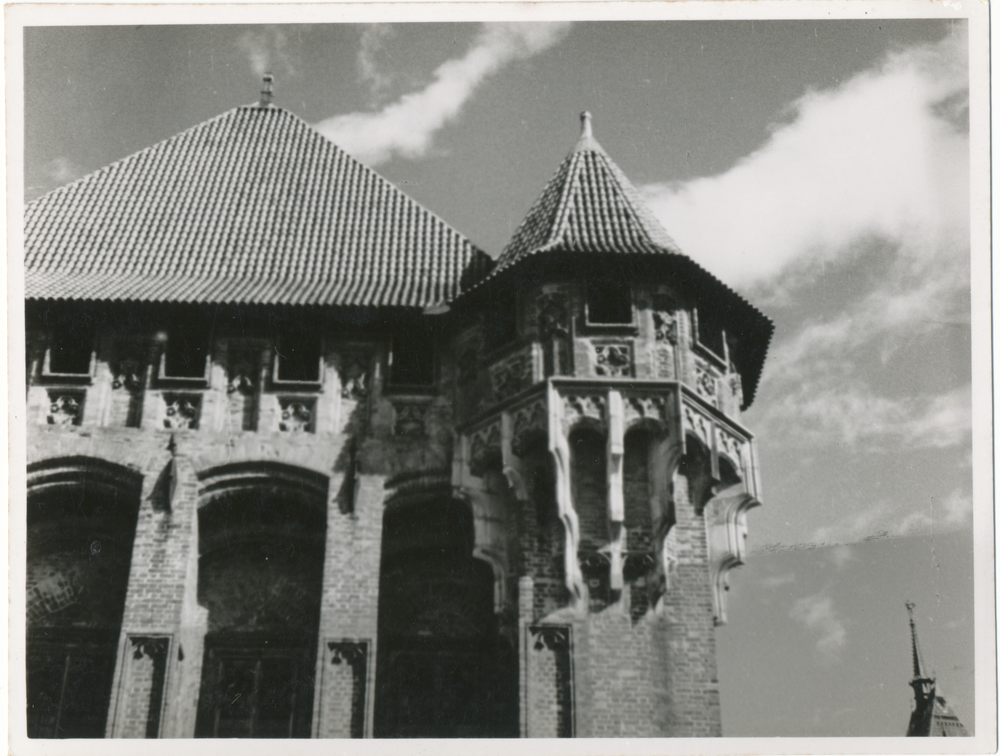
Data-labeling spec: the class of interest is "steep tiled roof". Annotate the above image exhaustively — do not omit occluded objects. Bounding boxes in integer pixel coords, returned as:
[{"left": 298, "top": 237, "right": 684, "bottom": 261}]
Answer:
[
  {"left": 478, "top": 113, "right": 773, "bottom": 409},
  {"left": 490, "top": 113, "right": 682, "bottom": 276},
  {"left": 25, "top": 105, "right": 492, "bottom": 307}
]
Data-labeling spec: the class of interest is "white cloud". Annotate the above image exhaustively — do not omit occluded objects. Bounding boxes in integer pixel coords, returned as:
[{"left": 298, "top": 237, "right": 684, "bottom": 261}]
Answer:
[
  {"left": 43, "top": 156, "right": 83, "bottom": 185},
  {"left": 357, "top": 25, "right": 397, "bottom": 104},
  {"left": 761, "top": 573, "right": 796, "bottom": 588},
  {"left": 807, "top": 487, "right": 973, "bottom": 546},
  {"left": 237, "top": 28, "right": 295, "bottom": 80},
  {"left": 828, "top": 546, "right": 855, "bottom": 570},
  {"left": 790, "top": 593, "right": 846, "bottom": 658},
  {"left": 316, "top": 22, "right": 572, "bottom": 166},
  {"left": 641, "top": 29, "right": 968, "bottom": 290}
]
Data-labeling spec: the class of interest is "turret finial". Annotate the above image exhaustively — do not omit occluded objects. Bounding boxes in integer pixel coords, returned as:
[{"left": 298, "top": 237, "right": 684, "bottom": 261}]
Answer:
[
  {"left": 580, "top": 111, "right": 593, "bottom": 139},
  {"left": 259, "top": 73, "right": 274, "bottom": 107}
]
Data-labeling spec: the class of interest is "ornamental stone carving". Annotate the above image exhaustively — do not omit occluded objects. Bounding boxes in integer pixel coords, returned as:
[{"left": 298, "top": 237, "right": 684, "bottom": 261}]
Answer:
[
  {"left": 338, "top": 353, "right": 370, "bottom": 400},
  {"left": 511, "top": 399, "right": 547, "bottom": 456},
  {"left": 529, "top": 625, "right": 570, "bottom": 651},
  {"left": 716, "top": 427, "right": 745, "bottom": 479},
  {"left": 490, "top": 350, "right": 532, "bottom": 402},
  {"left": 226, "top": 352, "right": 257, "bottom": 395},
  {"left": 593, "top": 343, "right": 632, "bottom": 378},
  {"left": 278, "top": 399, "right": 313, "bottom": 433},
  {"left": 47, "top": 392, "right": 83, "bottom": 426},
  {"left": 163, "top": 395, "right": 200, "bottom": 430},
  {"left": 623, "top": 395, "right": 667, "bottom": 426},
  {"left": 683, "top": 405, "right": 712, "bottom": 448},
  {"left": 562, "top": 394, "right": 605, "bottom": 431},
  {"left": 695, "top": 363, "right": 718, "bottom": 406},
  {"left": 394, "top": 402, "right": 427, "bottom": 437},
  {"left": 536, "top": 292, "right": 569, "bottom": 341},
  {"left": 653, "top": 310, "right": 678, "bottom": 346},
  {"left": 111, "top": 358, "right": 144, "bottom": 392},
  {"left": 469, "top": 423, "right": 502, "bottom": 477}
]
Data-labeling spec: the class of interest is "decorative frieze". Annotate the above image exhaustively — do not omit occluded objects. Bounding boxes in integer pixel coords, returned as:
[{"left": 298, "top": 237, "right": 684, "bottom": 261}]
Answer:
[
  {"left": 490, "top": 350, "right": 533, "bottom": 402},
  {"left": 47, "top": 391, "right": 84, "bottom": 426},
  {"left": 278, "top": 398, "right": 314, "bottom": 433},
  {"left": 716, "top": 426, "right": 746, "bottom": 479},
  {"left": 623, "top": 395, "right": 667, "bottom": 426},
  {"left": 162, "top": 393, "right": 200, "bottom": 430},
  {"left": 562, "top": 394, "right": 605, "bottom": 431},
  {"left": 683, "top": 405, "right": 712, "bottom": 448},
  {"left": 593, "top": 343, "right": 632, "bottom": 378}
]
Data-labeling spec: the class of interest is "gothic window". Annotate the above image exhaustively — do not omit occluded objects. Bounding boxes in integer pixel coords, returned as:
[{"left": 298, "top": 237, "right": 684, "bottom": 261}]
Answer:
[
  {"left": 389, "top": 328, "right": 434, "bottom": 388},
  {"left": 274, "top": 332, "right": 322, "bottom": 385},
  {"left": 375, "top": 498, "right": 517, "bottom": 737},
  {"left": 195, "top": 645, "right": 314, "bottom": 738},
  {"left": 586, "top": 281, "right": 633, "bottom": 325},
  {"left": 693, "top": 307, "right": 726, "bottom": 360},
  {"left": 26, "top": 461, "right": 142, "bottom": 738},
  {"left": 44, "top": 327, "right": 95, "bottom": 377},
  {"left": 195, "top": 482, "right": 326, "bottom": 739},
  {"left": 160, "top": 322, "right": 210, "bottom": 381}
]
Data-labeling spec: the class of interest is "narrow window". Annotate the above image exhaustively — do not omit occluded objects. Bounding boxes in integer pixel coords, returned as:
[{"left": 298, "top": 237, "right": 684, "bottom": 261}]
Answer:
[
  {"left": 46, "top": 328, "right": 94, "bottom": 376},
  {"left": 275, "top": 332, "right": 321, "bottom": 383},
  {"left": 389, "top": 330, "right": 434, "bottom": 388},
  {"left": 586, "top": 282, "right": 632, "bottom": 325},
  {"left": 162, "top": 328, "right": 209, "bottom": 379}
]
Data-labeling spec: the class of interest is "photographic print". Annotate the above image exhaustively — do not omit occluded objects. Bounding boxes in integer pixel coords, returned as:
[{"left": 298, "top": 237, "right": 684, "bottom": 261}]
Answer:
[{"left": 7, "top": 3, "right": 993, "bottom": 752}]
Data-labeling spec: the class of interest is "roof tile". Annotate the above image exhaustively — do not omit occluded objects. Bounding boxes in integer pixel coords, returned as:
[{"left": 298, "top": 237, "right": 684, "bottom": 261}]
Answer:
[{"left": 25, "top": 105, "right": 492, "bottom": 307}]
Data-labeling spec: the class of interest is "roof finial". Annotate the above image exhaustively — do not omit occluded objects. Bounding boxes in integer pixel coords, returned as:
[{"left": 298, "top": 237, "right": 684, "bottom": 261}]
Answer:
[
  {"left": 259, "top": 73, "right": 274, "bottom": 107},
  {"left": 580, "top": 111, "right": 593, "bottom": 140}
]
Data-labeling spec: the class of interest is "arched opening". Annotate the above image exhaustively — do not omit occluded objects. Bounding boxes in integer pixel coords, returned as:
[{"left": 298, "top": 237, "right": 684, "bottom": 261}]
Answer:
[
  {"left": 374, "top": 497, "right": 516, "bottom": 737},
  {"left": 570, "top": 426, "right": 609, "bottom": 609},
  {"left": 26, "top": 458, "right": 142, "bottom": 738},
  {"left": 194, "top": 478, "right": 326, "bottom": 739}
]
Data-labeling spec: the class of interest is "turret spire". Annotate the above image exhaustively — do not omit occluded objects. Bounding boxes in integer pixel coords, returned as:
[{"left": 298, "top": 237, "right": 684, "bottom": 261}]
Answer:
[
  {"left": 906, "top": 600, "right": 928, "bottom": 681},
  {"left": 573, "top": 110, "right": 603, "bottom": 153}
]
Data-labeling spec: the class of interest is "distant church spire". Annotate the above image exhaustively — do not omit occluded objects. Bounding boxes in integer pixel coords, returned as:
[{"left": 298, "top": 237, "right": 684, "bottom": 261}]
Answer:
[{"left": 905, "top": 601, "right": 970, "bottom": 737}]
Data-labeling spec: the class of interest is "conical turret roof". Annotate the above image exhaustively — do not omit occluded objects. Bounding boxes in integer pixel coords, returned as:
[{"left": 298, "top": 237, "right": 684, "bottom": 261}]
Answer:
[
  {"left": 491, "top": 112, "right": 682, "bottom": 276},
  {"left": 25, "top": 103, "right": 492, "bottom": 308}
]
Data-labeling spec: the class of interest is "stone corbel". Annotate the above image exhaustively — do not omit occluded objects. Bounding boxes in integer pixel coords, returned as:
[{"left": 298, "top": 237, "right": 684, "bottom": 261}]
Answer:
[
  {"left": 500, "top": 411, "right": 529, "bottom": 500},
  {"left": 548, "top": 382, "right": 585, "bottom": 607},
  {"left": 707, "top": 485, "right": 760, "bottom": 625}
]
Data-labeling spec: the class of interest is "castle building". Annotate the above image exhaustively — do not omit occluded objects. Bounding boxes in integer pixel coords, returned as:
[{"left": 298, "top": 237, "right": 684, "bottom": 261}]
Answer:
[
  {"left": 23, "top": 82, "right": 773, "bottom": 739},
  {"left": 905, "top": 602, "right": 971, "bottom": 737}
]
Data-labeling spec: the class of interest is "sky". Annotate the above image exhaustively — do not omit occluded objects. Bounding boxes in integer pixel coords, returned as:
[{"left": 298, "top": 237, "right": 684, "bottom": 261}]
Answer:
[{"left": 20, "top": 16, "right": 982, "bottom": 738}]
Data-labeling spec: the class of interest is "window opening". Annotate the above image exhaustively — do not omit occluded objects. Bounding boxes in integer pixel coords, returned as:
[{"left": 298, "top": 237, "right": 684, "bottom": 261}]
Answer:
[
  {"left": 162, "top": 326, "right": 209, "bottom": 379},
  {"left": 389, "top": 329, "right": 434, "bottom": 388},
  {"left": 586, "top": 282, "right": 632, "bottom": 325},
  {"left": 46, "top": 328, "right": 94, "bottom": 376},
  {"left": 275, "top": 332, "right": 321, "bottom": 384}
]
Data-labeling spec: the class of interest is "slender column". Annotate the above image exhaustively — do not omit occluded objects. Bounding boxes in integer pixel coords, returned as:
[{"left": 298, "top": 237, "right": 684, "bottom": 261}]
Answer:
[{"left": 605, "top": 390, "right": 624, "bottom": 590}]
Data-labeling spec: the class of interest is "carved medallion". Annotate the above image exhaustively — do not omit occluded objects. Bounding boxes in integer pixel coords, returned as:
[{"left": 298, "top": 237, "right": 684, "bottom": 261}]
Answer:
[
  {"left": 163, "top": 395, "right": 200, "bottom": 430},
  {"left": 278, "top": 399, "right": 313, "bottom": 433},
  {"left": 47, "top": 392, "right": 83, "bottom": 426},
  {"left": 594, "top": 343, "right": 632, "bottom": 378}
]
